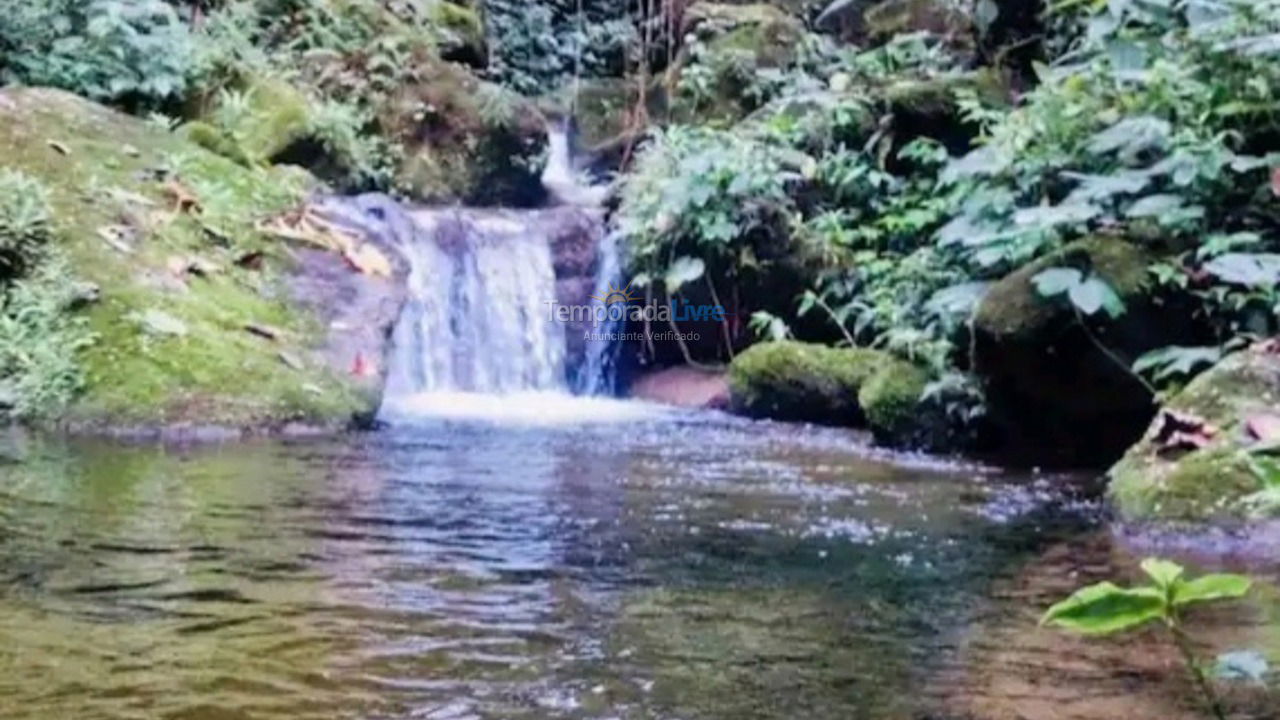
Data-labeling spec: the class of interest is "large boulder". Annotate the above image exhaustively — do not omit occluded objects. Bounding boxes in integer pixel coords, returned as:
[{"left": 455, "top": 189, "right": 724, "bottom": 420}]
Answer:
[
  {"left": 382, "top": 52, "right": 547, "bottom": 205},
  {"left": 1110, "top": 343, "right": 1280, "bottom": 524},
  {"left": 184, "top": 77, "right": 311, "bottom": 166},
  {"left": 729, "top": 341, "right": 883, "bottom": 424},
  {"left": 973, "top": 237, "right": 1205, "bottom": 465}
]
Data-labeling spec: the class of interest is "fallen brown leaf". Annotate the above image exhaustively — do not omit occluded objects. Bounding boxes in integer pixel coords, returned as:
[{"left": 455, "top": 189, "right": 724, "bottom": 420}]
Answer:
[{"left": 1153, "top": 409, "right": 1217, "bottom": 455}]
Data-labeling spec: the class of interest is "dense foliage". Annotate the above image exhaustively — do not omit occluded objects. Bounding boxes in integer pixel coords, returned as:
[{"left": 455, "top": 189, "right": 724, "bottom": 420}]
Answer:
[
  {"left": 483, "top": 0, "right": 634, "bottom": 94},
  {"left": 616, "top": 0, "right": 1280, "bottom": 432},
  {"left": 0, "top": 0, "right": 192, "bottom": 106}
]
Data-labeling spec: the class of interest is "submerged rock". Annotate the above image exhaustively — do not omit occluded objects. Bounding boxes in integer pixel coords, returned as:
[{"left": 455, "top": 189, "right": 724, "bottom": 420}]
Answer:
[
  {"left": 973, "top": 237, "right": 1204, "bottom": 465},
  {"left": 1110, "top": 343, "right": 1280, "bottom": 524},
  {"left": 629, "top": 365, "right": 731, "bottom": 409}
]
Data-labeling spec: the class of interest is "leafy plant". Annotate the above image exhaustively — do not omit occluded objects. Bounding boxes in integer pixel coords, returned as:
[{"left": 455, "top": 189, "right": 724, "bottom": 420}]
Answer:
[
  {"left": 0, "top": 254, "right": 96, "bottom": 420},
  {"left": 0, "top": 169, "right": 53, "bottom": 278},
  {"left": 1042, "top": 558, "right": 1253, "bottom": 720},
  {"left": 0, "top": 0, "right": 192, "bottom": 105},
  {"left": 1133, "top": 345, "right": 1223, "bottom": 384},
  {"left": 1032, "top": 266, "right": 1126, "bottom": 318}
]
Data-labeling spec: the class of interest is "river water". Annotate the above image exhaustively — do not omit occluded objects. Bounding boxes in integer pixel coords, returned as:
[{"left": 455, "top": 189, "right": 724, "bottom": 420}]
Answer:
[{"left": 0, "top": 405, "right": 1276, "bottom": 719}]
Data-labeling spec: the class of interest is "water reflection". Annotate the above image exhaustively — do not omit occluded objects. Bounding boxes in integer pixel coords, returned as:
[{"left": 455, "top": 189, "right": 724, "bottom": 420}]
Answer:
[{"left": 0, "top": 415, "right": 1273, "bottom": 719}]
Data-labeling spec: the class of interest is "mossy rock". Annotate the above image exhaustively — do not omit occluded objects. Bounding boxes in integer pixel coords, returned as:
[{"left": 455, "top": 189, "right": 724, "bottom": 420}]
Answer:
[
  {"left": 864, "top": 0, "right": 973, "bottom": 44},
  {"left": 381, "top": 52, "right": 546, "bottom": 205},
  {"left": 429, "top": 0, "right": 488, "bottom": 67},
  {"left": 858, "top": 358, "right": 933, "bottom": 447},
  {"left": 729, "top": 341, "right": 885, "bottom": 425},
  {"left": 668, "top": 3, "right": 805, "bottom": 126},
  {"left": 728, "top": 340, "right": 938, "bottom": 447},
  {"left": 191, "top": 77, "right": 311, "bottom": 165},
  {"left": 973, "top": 236, "right": 1206, "bottom": 464},
  {"left": 0, "top": 87, "right": 372, "bottom": 431},
  {"left": 1110, "top": 344, "right": 1280, "bottom": 523}
]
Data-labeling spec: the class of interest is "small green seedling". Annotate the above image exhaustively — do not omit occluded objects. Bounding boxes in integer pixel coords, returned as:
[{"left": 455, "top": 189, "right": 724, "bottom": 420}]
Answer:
[{"left": 1041, "top": 558, "right": 1252, "bottom": 720}]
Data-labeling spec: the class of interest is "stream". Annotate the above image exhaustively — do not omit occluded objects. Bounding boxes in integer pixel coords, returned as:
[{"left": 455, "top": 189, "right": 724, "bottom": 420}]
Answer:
[{"left": 1, "top": 405, "right": 1275, "bottom": 719}]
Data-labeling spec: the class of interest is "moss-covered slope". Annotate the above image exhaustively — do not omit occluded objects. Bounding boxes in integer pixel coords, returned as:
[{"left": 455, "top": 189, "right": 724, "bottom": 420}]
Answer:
[{"left": 0, "top": 87, "right": 372, "bottom": 432}]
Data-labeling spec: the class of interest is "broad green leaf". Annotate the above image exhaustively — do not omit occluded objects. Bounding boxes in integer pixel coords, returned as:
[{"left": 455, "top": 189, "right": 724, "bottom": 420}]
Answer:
[
  {"left": 1032, "top": 267, "right": 1082, "bottom": 298},
  {"left": 1069, "top": 277, "right": 1125, "bottom": 318},
  {"left": 1014, "top": 202, "right": 1101, "bottom": 228},
  {"left": 1040, "top": 582, "right": 1165, "bottom": 635},
  {"left": 1133, "top": 346, "right": 1222, "bottom": 381},
  {"left": 1203, "top": 253, "right": 1280, "bottom": 287},
  {"left": 1172, "top": 574, "right": 1252, "bottom": 607},
  {"left": 1140, "top": 558, "right": 1185, "bottom": 590},
  {"left": 1087, "top": 116, "right": 1171, "bottom": 159},
  {"left": 925, "top": 282, "right": 991, "bottom": 318},
  {"left": 1126, "top": 193, "right": 1186, "bottom": 218},
  {"left": 663, "top": 256, "right": 706, "bottom": 293},
  {"left": 1061, "top": 171, "right": 1150, "bottom": 203}
]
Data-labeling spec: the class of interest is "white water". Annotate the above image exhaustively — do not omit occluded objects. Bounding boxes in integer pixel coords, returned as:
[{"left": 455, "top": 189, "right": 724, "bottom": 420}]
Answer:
[
  {"left": 378, "top": 203, "right": 625, "bottom": 424},
  {"left": 382, "top": 211, "right": 568, "bottom": 400},
  {"left": 380, "top": 391, "right": 670, "bottom": 425}
]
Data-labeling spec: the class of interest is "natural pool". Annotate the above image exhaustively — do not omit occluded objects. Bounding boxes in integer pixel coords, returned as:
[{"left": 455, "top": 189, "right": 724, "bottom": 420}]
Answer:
[{"left": 0, "top": 406, "right": 1275, "bottom": 719}]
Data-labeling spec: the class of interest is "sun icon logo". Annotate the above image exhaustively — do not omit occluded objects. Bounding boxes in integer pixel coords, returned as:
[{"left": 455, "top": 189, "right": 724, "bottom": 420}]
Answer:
[{"left": 591, "top": 282, "right": 641, "bottom": 305}]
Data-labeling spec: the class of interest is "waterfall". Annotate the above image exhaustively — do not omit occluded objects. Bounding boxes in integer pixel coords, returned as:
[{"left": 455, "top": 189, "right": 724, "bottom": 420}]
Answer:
[
  {"left": 383, "top": 210, "right": 568, "bottom": 398},
  {"left": 572, "top": 228, "right": 623, "bottom": 396},
  {"left": 371, "top": 203, "right": 622, "bottom": 421}
]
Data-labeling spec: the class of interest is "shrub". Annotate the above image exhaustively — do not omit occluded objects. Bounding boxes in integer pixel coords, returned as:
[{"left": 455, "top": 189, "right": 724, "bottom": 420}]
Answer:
[
  {"left": 0, "top": 254, "right": 95, "bottom": 420},
  {"left": 0, "top": 170, "right": 94, "bottom": 419},
  {"left": 0, "top": 170, "right": 53, "bottom": 278},
  {"left": 0, "top": 0, "right": 192, "bottom": 106}
]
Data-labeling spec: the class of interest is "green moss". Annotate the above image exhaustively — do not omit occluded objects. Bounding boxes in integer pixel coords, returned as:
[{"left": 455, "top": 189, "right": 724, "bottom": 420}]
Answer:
[
  {"left": 976, "top": 236, "right": 1153, "bottom": 340},
  {"left": 0, "top": 87, "right": 368, "bottom": 430},
  {"left": 1108, "top": 345, "right": 1280, "bottom": 523},
  {"left": 383, "top": 52, "right": 544, "bottom": 203},
  {"left": 858, "top": 360, "right": 931, "bottom": 444},
  {"left": 728, "top": 340, "right": 886, "bottom": 424},
  {"left": 180, "top": 121, "right": 254, "bottom": 166},
  {"left": 1110, "top": 446, "right": 1258, "bottom": 522},
  {"left": 430, "top": 1, "right": 487, "bottom": 65},
  {"left": 671, "top": 3, "right": 805, "bottom": 126},
  {"left": 864, "top": 0, "right": 972, "bottom": 40}
]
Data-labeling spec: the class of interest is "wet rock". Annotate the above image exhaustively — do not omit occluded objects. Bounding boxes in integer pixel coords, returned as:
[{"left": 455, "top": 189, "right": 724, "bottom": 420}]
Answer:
[
  {"left": 303, "top": 194, "right": 415, "bottom": 425},
  {"left": 973, "top": 237, "right": 1206, "bottom": 466},
  {"left": 629, "top": 365, "right": 731, "bottom": 409},
  {"left": 1110, "top": 342, "right": 1280, "bottom": 524}
]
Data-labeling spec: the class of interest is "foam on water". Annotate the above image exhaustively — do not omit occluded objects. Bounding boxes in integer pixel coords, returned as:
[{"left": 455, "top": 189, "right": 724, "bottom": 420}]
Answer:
[{"left": 380, "top": 390, "right": 673, "bottom": 426}]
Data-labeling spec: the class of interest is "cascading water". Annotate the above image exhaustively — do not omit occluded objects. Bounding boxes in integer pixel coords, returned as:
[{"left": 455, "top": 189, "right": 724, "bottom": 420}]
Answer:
[
  {"left": 383, "top": 210, "right": 569, "bottom": 398},
  {"left": 373, "top": 203, "right": 637, "bottom": 422},
  {"left": 319, "top": 119, "right": 644, "bottom": 423}
]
